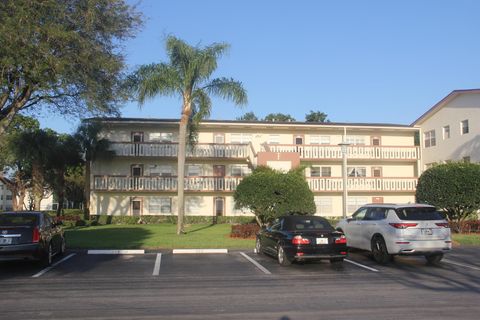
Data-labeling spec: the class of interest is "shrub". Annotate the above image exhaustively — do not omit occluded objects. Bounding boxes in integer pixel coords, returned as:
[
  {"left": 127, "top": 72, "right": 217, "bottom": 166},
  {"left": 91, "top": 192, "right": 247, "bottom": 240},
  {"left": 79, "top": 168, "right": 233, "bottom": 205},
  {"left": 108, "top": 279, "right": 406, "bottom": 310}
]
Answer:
[
  {"left": 88, "top": 215, "right": 255, "bottom": 225},
  {"left": 75, "top": 219, "right": 87, "bottom": 227},
  {"left": 230, "top": 224, "right": 260, "bottom": 239},
  {"left": 416, "top": 162, "right": 480, "bottom": 232},
  {"left": 234, "top": 166, "right": 316, "bottom": 226},
  {"left": 449, "top": 220, "right": 480, "bottom": 234}
]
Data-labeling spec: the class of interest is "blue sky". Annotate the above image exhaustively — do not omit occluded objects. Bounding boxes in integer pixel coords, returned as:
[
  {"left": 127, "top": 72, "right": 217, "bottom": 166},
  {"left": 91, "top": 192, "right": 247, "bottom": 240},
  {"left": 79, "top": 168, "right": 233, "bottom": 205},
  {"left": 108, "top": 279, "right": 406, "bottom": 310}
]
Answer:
[{"left": 40, "top": 0, "right": 480, "bottom": 133}]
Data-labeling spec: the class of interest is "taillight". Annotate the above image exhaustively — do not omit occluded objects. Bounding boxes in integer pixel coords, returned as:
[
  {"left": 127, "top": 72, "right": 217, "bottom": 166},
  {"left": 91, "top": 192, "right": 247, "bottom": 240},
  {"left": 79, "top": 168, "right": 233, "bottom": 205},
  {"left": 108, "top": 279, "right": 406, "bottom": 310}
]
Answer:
[
  {"left": 292, "top": 235, "right": 310, "bottom": 245},
  {"left": 32, "top": 227, "right": 40, "bottom": 243},
  {"left": 335, "top": 235, "right": 347, "bottom": 244},
  {"left": 435, "top": 222, "right": 450, "bottom": 228},
  {"left": 389, "top": 223, "right": 418, "bottom": 229}
]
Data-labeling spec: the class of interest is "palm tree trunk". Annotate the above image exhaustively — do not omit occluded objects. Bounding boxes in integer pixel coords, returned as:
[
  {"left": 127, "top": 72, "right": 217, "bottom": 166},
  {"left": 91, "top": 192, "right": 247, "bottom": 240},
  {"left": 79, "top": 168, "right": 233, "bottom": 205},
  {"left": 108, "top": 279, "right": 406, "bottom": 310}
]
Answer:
[
  {"left": 176, "top": 115, "right": 188, "bottom": 235},
  {"left": 32, "top": 161, "right": 44, "bottom": 211},
  {"left": 84, "top": 160, "right": 91, "bottom": 220}
]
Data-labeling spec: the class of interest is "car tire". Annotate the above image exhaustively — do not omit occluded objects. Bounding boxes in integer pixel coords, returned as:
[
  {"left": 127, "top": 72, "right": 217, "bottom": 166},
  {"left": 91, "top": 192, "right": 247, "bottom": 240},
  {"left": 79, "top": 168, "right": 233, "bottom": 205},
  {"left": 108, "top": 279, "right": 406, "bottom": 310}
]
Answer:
[
  {"left": 255, "top": 238, "right": 262, "bottom": 255},
  {"left": 277, "top": 245, "right": 292, "bottom": 266},
  {"left": 41, "top": 243, "right": 53, "bottom": 267},
  {"left": 59, "top": 238, "right": 66, "bottom": 256},
  {"left": 425, "top": 253, "right": 444, "bottom": 265},
  {"left": 371, "top": 236, "right": 391, "bottom": 264}
]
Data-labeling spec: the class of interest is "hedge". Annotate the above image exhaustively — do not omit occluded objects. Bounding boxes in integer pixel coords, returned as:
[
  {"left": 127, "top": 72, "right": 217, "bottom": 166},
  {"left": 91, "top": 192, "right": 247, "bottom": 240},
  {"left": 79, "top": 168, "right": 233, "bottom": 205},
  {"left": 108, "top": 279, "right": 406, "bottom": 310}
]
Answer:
[{"left": 88, "top": 215, "right": 256, "bottom": 225}]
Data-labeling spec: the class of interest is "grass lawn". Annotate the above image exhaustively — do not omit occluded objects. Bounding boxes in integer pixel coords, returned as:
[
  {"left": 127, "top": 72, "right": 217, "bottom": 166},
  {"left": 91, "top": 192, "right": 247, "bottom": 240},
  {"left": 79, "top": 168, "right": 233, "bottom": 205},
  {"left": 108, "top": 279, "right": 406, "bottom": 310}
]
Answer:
[
  {"left": 65, "top": 224, "right": 255, "bottom": 250},
  {"left": 452, "top": 233, "right": 480, "bottom": 246}
]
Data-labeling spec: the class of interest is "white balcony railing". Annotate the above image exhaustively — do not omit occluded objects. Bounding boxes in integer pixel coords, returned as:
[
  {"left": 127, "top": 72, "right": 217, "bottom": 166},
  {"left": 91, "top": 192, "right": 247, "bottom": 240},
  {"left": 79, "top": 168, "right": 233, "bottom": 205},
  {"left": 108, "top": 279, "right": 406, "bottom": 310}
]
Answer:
[
  {"left": 307, "top": 177, "right": 418, "bottom": 192},
  {"left": 110, "top": 142, "right": 250, "bottom": 159},
  {"left": 93, "top": 176, "right": 243, "bottom": 192},
  {"left": 264, "top": 145, "right": 420, "bottom": 160},
  {"left": 94, "top": 176, "right": 417, "bottom": 193}
]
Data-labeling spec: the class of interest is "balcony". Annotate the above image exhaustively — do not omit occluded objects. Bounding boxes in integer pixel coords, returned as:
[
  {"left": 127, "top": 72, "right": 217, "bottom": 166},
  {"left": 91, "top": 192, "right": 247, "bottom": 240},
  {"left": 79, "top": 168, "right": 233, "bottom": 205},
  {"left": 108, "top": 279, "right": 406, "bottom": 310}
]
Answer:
[
  {"left": 93, "top": 176, "right": 243, "bottom": 192},
  {"left": 110, "top": 142, "right": 252, "bottom": 159},
  {"left": 307, "top": 177, "right": 418, "bottom": 192},
  {"left": 263, "top": 145, "right": 420, "bottom": 160}
]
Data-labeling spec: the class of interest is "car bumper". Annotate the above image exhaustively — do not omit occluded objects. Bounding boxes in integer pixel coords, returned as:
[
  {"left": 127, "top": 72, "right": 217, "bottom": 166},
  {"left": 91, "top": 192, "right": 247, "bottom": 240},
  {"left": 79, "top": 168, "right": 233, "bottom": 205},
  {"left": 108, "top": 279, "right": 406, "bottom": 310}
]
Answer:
[
  {"left": 285, "top": 245, "right": 348, "bottom": 261},
  {"left": 294, "top": 253, "right": 347, "bottom": 260},
  {"left": 0, "top": 243, "right": 42, "bottom": 261},
  {"left": 387, "top": 239, "right": 452, "bottom": 255}
]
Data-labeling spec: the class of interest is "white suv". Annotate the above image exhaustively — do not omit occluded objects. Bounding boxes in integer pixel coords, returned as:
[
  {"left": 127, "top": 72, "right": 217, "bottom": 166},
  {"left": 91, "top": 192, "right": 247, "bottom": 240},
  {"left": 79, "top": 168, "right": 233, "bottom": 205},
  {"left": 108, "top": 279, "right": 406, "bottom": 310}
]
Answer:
[{"left": 336, "top": 204, "right": 452, "bottom": 264}]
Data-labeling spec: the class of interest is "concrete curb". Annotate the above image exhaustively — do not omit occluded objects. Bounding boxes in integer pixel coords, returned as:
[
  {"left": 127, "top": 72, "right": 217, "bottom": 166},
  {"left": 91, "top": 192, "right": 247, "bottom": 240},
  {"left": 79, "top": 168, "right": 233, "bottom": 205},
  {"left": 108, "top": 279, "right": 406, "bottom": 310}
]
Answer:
[
  {"left": 172, "top": 249, "right": 228, "bottom": 254},
  {"left": 87, "top": 249, "right": 145, "bottom": 255}
]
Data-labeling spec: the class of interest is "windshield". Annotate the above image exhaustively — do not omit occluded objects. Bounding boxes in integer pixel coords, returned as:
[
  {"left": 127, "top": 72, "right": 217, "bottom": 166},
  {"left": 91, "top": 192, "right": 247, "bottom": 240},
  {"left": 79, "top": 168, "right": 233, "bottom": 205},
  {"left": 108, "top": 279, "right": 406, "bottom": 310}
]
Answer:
[
  {"left": 0, "top": 214, "right": 38, "bottom": 226},
  {"left": 395, "top": 207, "right": 444, "bottom": 221},
  {"left": 284, "top": 217, "right": 333, "bottom": 231}
]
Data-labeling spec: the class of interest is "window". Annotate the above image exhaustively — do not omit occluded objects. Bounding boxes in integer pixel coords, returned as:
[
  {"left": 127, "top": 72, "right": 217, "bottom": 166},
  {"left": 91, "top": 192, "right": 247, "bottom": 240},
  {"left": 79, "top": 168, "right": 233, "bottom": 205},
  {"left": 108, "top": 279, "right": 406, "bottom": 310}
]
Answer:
[
  {"left": 461, "top": 120, "right": 469, "bottom": 135},
  {"left": 346, "top": 136, "right": 365, "bottom": 145},
  {"left": 365, "top": 208, "right": 387, "bottom": 221},
  {"left": 213, "top": 134, "right": 225, "bottom": 144},
  {"left": 131, "top": 132, "right": 144, "bottom": 143},
  {"left": 424, "top": 130, "right": 436, "bottom": 148},
  {"left": 187, "top": 165, "right": 202, "bottom": 176},
  {"left": 347, "top": 167, "right": 366, "bottom": 177},
  {"left": 443, "top": 126, "right": 450, "bottom": 140},
  {"left": 230, "top": 133, "right": 252, "bottom": 144},
  {"left": 149, "top": 197, "right": 171, "bottom": 214},
  {"left": 348, "top": 197, "right": 368, "bottom": 214},
  {"left": 352, "top": 208, "right": 367, "bottom": 221},
  {"left": 268, "top": 134, "right": 280, "bottom": 144},
  {"left": 149, "top": 165, "right": 173, "bottom": 177},
  {"left": 150, "top": 132, "right": 174, "bottom": 142},
  {"left": 231, "top": 165, "right": 249, "bottom": 177},
  {"left": 6, "top": 195, "right": 12, "bottom": 201},
  {"left": 310, "top": 135, "right": 330, "bottom": 145},
  {"left": 314, "top": 197, "right": 332, "bottom": 215},
  {"left": 186, "top": 197, "right": 202, "bottom": 214},
  {"left": 372, "top": 167, "right": 382, "bottom": 177},
  {"left": 311, "top": 166, "right": 331, "bottom": 177}
]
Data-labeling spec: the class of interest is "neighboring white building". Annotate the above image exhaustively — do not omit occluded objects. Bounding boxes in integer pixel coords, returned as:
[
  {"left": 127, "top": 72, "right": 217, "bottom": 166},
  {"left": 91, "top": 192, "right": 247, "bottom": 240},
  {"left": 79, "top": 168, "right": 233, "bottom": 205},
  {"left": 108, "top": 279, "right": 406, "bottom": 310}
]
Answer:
[{"left": 412, "top": 89, "right": 480, "bottom": 169}]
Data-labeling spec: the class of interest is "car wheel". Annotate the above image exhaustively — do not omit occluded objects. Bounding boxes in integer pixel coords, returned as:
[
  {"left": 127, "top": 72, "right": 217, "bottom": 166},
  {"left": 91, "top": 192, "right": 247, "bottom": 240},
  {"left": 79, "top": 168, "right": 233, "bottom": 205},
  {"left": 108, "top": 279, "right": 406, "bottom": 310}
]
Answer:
[
  {"left": 255, "top": 238, "right": 262, "bottom": 255},
  {"left": 425, "top": 253, "right": 444, "bottom": 265},
  {"left": 59, "top": 238, "right": 66, "bottom": 256},
  {"left": 41, "top": 243, "right": 53, "bottom": 267},
  {"left": 371, "top": 236, "right": 391, "bottom": 264},
  {"left": 277, "top": 245, "right": 292, "bottom": 266}
]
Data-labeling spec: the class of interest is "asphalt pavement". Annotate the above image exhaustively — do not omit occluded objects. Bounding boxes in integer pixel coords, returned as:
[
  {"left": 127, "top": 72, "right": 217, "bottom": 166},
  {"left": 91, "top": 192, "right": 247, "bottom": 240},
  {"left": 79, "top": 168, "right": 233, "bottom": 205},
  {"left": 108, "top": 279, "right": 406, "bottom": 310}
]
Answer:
[{"left": 1, "top": 247, "right": 480, "bottom": 320}]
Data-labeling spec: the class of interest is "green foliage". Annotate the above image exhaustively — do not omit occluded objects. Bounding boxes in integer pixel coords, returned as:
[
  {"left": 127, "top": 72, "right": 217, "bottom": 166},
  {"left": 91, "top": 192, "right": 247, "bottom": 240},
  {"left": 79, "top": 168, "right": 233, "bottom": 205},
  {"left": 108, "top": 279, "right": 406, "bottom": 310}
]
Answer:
[
  {"left": 236, "top": 112, "right": 259, "bottom": 121},
  {"left": 305, "top": 110, "right": 329, "bottom": 123},
  {"left": 264, "top": 113, "right": 296, "bottom": 122},
  {"left": 89, "top": 215, "right": 255, "bottom": 225},
  {"left": 234, "top": 167, "right": 316, "bottom": 226},
  {"left": 0, "top": 0, "right": 142, "bottom": 135},
  {"left": 416, "top": 162, "right": 480, "bottom": 229}
]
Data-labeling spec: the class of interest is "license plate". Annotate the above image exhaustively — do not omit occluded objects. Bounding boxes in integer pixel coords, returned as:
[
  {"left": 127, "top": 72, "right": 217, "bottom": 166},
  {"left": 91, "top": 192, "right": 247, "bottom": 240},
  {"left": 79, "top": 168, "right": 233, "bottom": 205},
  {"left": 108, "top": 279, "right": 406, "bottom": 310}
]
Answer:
[
  {"left": 0, "top": 237, "right": 12, "bottom": 245},
  {"left": 316, "top": 238, "right": 329, "bottom": 245},
  {"left": 421, "top": 228, "right": 433, "bottom": 235}
]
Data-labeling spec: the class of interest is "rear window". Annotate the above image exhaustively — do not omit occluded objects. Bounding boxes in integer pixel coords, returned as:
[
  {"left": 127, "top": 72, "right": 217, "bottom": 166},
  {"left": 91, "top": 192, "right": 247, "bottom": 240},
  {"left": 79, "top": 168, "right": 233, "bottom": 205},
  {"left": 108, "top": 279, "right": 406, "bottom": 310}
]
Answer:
[
  {"left": 395, "top": 207, "right": 444, "bottom": 221},
  {"left": 284, "top": 217, "right": 333, "bottom": 231},
  {"left": 0, "top": 214, "right": 38, "bottom": 226}
]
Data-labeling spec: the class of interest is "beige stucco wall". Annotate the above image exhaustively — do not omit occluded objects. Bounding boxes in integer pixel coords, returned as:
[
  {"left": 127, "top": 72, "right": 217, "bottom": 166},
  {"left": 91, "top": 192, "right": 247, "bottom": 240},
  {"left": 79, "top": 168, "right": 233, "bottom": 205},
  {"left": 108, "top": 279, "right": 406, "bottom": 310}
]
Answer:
[{"left": 419, "top": 93, "right": 480, "bottom": 168}]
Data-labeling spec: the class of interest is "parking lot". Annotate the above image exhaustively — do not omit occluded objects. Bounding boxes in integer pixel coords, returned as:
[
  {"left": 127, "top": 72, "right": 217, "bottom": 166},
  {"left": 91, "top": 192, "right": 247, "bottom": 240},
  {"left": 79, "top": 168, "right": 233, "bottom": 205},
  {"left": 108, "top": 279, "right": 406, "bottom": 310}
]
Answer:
[{"left": 1, "top": 248, "right": 480, "bottom": 319}]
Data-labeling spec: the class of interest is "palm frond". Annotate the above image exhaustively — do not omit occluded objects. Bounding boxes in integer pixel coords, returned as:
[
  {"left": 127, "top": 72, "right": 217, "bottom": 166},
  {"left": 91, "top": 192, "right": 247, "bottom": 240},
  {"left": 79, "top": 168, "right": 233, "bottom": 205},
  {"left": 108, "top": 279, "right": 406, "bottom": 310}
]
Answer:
[
  {"left": 132, "top": 63, "right": 181, "bottom": 105},
  {"left": 191, "top": 89, "right": 212, "bottom": 122},
  {"left": 204, "top": 78, "right": 248, "bottom": 106}
]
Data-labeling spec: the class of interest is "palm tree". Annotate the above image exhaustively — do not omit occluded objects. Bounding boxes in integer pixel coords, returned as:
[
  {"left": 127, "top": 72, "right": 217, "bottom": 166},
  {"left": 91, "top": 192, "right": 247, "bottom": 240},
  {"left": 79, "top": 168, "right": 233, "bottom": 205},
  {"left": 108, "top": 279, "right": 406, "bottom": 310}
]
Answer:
[
  {"left": 131, "top": 36, "right": 247, "bottom": 234},
  {"left": 74, "top": 120, "right": 112, "bottom": 219}
]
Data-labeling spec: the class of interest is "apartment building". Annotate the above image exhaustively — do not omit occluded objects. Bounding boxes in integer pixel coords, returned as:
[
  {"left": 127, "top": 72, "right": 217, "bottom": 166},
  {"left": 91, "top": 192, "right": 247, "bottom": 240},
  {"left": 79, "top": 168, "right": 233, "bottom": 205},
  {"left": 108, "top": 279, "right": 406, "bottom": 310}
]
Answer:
[
  {"left": 0, "top": 181, "right": 13, "bottom": 211},
  {"left": 91, "top": 118, "right": 420, "bottom": 218},
  {"left": 412, "top": 89, "right": 480, "bottom": 168}
]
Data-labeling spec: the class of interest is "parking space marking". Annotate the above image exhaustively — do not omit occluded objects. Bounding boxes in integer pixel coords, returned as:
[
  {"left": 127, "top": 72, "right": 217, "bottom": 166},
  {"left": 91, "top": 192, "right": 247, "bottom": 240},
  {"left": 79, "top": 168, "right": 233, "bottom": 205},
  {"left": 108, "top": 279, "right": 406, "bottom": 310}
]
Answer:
[
  {"left": 345, "top": 258, "right": 379, "bottom": 272},
  {"left": 87, "top": 250, "right": 145, "bottom": 254},
  {"left": 239, "top": 252, "right": 272, "bottom": 275},
  {"left": 443, "top": 259, "right": 480, "bottom": 271},
  {"left": 32, "top": 253, "right": 76, "bottom": 278},
  {"left": 152, "top": 253, "right": 162, "bottom": 276}
]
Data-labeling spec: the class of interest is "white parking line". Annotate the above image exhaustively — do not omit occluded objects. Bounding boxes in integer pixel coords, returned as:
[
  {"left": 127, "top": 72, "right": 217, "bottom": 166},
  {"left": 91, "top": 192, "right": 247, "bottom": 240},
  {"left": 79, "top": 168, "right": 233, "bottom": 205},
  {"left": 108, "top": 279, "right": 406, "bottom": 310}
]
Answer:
[
  {"left": 239, "top": 252, "right": 272, "bottom": 275},
  {"left": 443, "top": 259, "right": 480, "bottom": 271},
  {"left": 87, "top": 250, "right": 145, "bottom": 255},
  {"left": 152, "top": 253, "right": 162, "bottom": 276},
  {"left": 345, "top": 258, "right": 379, "bottom": 272},
  {"left": 32, "top": 253, "right": 76, "bottom": 278}
]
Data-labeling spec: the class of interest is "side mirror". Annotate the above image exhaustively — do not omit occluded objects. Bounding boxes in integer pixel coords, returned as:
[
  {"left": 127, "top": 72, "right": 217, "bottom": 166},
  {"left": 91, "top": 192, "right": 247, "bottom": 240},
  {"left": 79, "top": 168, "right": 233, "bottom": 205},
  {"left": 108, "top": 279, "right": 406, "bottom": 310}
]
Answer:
[{"left": 346, "top": 217, "right": 354, "bottom": 223}]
